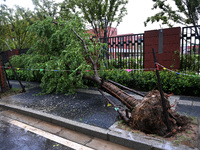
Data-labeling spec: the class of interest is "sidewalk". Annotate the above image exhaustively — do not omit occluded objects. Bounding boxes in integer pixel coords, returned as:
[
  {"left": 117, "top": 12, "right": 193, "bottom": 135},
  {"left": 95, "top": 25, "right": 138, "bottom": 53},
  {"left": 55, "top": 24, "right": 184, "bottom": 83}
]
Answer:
[{"left": 0, "top": 80, "right": 199, "bottom": 150}]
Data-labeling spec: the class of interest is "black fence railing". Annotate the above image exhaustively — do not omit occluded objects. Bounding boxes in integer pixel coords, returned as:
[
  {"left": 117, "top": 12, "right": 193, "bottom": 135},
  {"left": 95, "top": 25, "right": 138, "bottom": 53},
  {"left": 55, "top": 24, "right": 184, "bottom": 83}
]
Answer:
[
  {"left": 100, "top": 33, "right": 144, "bottom": 69},
  {"left": 181, "top": 26, "right": 200, "bottom": 73}
]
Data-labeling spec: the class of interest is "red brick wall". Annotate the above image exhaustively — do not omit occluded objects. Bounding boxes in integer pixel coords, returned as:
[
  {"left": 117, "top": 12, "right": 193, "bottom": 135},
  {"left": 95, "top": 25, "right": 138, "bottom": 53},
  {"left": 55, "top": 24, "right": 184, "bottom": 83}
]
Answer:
[
  {"left": 7, "top": 49, "right": 19, "bottom": 59},
  {"left": 144, "top": 27, "right": 181, "bottom": 70}
]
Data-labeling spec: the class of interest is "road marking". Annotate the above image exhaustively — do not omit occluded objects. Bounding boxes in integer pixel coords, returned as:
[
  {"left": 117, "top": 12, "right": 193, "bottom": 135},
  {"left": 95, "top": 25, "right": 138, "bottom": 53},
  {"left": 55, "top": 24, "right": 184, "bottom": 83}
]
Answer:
[{"left": 1, "top": 116, "right": 94, "bottom": 150}]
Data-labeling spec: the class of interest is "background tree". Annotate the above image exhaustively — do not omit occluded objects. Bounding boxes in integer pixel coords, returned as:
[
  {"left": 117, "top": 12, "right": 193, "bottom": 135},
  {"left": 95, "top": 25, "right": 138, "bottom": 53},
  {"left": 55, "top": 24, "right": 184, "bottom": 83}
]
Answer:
[
  {"left": 0, "top": 4, "right": 9, "bottom": 51},
  {"left": 0, "top": 4, "right": 36, "bottom": 92},
  {"left": 145, "top": 0, "right": 200, "bottom": 36},
  {"left": 64, "top": 0, "right": 128, "bottom": 38},
  {"left": 0, "top": 4, "right": 11, "bottom": 92},
  {"left": 0, "top": 5, "right": 35, "bottom": 50},
  {"left": 32, "top": 0, "right": 63, "bottom": 20}
]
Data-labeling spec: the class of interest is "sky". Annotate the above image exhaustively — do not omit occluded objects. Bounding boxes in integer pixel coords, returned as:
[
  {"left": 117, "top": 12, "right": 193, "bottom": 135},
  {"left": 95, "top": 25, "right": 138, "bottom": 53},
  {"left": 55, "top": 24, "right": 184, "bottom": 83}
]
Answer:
[{"left": 1, "top": 0, "right": 178, "bottom": 35}]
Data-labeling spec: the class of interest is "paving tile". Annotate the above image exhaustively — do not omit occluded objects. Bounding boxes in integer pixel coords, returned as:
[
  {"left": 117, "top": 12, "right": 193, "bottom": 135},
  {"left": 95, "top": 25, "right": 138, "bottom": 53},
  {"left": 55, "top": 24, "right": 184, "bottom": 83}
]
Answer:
[
  {"left": 86, "top": 137, "right": 132, "bottom": 150},
  {"left": 1, "top": 110, "right": 41, "bottom": 126},
  {"left": 193, "top": 101, "right": 200, "bottom": 107},
  {"left": 35, "top": 121, "right": 62, "bottom": 134},
  {"left": 58, "top": 128, "right": 93, "bottom": 145}
]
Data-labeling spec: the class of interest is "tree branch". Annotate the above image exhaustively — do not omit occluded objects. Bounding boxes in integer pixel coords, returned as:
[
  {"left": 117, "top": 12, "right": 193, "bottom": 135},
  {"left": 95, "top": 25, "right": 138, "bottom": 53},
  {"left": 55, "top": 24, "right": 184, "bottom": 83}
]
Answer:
[
  {"left": 72, "top": 29, "right": 95, "bottom": 65},
  {"left": 72, "top": 29, "right": 100, "bottom": 78},
  {"left": 98, "top": 88, "right": 130, "bottom": 123}
]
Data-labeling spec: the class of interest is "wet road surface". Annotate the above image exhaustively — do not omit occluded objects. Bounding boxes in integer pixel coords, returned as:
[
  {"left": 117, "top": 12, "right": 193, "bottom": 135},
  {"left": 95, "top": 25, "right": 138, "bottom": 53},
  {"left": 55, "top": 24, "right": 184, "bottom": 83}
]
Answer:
[
  {"left": 0, "top": 108, "right": 132, "bottom": 150},
  {"left": 0, "top": 116, "right": 74, "bottom": 150}
]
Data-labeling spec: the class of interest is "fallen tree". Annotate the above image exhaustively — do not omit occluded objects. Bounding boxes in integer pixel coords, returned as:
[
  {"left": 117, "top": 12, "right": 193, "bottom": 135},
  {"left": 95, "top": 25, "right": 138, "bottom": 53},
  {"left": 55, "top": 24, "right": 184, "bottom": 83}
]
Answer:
[
  {"left": 10, "top": 16, "right": 189, "bottom": 137},
  {"left": 72, "top": 29, "right": 190, "bottom": 136}
]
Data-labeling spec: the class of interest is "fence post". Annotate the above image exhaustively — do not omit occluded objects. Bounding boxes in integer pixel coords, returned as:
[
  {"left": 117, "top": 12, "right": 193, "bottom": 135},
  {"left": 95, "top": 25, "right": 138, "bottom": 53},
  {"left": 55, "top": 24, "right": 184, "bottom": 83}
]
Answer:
[
  {"left": 5, "top": 42, "right": 26, "bottom": 92},
  {"left": 152, "top": 48, "right": 171, "bottom": 132}
]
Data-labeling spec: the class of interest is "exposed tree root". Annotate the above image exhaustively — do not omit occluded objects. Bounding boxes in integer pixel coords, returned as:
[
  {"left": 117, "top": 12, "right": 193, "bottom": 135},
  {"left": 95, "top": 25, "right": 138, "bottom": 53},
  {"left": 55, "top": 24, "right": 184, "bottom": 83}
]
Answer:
[{"left": 131, "top": 90, "right": 190, "bottom": 136}]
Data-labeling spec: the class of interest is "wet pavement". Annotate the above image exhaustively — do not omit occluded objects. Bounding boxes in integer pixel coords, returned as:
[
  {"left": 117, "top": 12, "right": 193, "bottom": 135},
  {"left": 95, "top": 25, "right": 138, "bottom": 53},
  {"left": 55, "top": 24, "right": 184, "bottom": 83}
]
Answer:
[
  {"left": 1, "top": 81, "right": 122, "bottom": 129},
  {"left": 171, "top": 96, "right": 200, "bottom": 117},
  {"left": 0, "top": 116, "right": 73, "bottom": 150},
  {"left": 1, "top": 80, "right": 200, "bottom": 130},
  {"left": 0, "top": 108, "right": 133, "bottom": 150},
  {"left": 0, "top": 80, "right": 200, "bottom": 150},
  {"left": 177, "top": 104, "right": 200, "bottom": 117}
]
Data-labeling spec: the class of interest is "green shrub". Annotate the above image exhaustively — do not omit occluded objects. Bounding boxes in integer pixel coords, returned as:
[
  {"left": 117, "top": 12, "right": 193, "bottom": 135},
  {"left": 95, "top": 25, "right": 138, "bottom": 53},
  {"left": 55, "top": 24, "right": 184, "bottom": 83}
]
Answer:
[
  {"left": 7, "top": 64, "right": 200, "bottom": 96},
  {"left": 101, "top": 70, "right": 200, "bottom": 97},
  {"left": 6, "top": 69, "right": 40, "bottom": 82},
  {"left": 181, "top": 54, "right": 200, "bottom": 72}
]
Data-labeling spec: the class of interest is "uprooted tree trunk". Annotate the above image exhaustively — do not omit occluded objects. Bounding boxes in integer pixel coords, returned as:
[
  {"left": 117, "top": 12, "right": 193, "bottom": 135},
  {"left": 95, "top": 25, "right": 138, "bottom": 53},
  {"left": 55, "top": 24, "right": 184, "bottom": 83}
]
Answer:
[
  {"left": 86, "top": 76, "right": 189, "bottom": 136},
  {"left": 130, "top": 90, "right": 189, "bottom": 136},
  {"left": 72, "top": 29, "right": 189, "bottom": 137}
]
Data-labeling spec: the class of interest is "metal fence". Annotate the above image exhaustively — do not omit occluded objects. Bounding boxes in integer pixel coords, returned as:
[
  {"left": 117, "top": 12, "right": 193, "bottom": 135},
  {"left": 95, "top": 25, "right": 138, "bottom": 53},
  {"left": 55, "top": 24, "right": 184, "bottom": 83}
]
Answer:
[
  {"left": 101, "top": 33, "right": 144, "bottom": 69},
  {"left": 181, "top": 26, "right": 200, "bottom": 73}
]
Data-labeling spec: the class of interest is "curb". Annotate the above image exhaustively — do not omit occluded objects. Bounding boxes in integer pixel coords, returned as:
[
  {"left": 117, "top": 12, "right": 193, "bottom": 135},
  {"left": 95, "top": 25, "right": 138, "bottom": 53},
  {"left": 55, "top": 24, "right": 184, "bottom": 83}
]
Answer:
[
  {"left": 198, "top": 118, "right": 200, "bottom": 150},
  {"left": 0, "top": 102, "right": 198, "bottom": 150}
]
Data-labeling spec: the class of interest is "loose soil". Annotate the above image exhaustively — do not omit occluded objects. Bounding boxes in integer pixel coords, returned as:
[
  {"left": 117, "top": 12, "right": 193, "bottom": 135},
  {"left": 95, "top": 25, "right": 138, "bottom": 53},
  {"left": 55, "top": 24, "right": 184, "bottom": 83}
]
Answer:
[
  {"left": 130, "top": 90, "right": 192, "bottom": 136},
  {"left": 0, "top": 88, "right": 22, "bottom": 99},
  {"left": 117, "top": 116, "right": 199, "bottom": 149}
]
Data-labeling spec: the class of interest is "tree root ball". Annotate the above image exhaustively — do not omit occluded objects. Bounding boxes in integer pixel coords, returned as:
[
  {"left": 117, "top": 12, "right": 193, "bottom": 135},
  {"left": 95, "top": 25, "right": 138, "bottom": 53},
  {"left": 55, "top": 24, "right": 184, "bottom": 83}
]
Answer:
[{"left": 131, "top": 90, "right": 189, "bottom": 136}]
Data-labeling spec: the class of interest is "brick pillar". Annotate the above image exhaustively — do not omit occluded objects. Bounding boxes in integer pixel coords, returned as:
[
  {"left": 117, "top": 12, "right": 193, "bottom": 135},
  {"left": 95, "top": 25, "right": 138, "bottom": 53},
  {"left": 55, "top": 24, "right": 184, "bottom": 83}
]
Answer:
[{"left": 144, "top": 27, "right": 180, "bottom": 70}]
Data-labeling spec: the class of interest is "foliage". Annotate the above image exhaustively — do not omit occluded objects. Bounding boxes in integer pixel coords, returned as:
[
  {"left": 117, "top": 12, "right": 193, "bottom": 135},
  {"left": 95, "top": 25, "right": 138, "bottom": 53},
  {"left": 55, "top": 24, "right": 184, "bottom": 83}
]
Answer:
[
  {"left": 181, "top": 54, "right": 200, "bottom": 72},
  {"left": 7, "top": 64, "right": 200, "bottom": 96},
  {"left": 6, "top": 70, "right": 31, "bottom": 82},
  {"left": 0, "top": 0, "right": 66, "bottom": 51},
  {"left": 64, "top": 0, "right": 128, "bottom": 38},
  {"left": 32, "top": 0, "right": 64, "bottom": 20},
  {"left": 0, "top": 4, "right": 9, "bottom": 51},
  {"left": 7, "top": 54, "right": 42, "bottom": 81},
  {"left": 9, "top": 15, "right": 106, "bottom": 94},
  {"left": 145, "top": 0, "right": 200, "bottom": 29},
  {"left": 101, "top": 69, "right": 200, "bottom": 96},
  {"left": 8, "top": 47, "right": 200, "bottom": 97},
  {"left": 0, "top": 4, "right": 35, "bottom": 50}
]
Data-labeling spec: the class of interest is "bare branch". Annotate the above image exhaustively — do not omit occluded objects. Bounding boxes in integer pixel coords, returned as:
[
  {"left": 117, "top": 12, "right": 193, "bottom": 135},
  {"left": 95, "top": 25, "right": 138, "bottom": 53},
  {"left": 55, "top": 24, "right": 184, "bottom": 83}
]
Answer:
[
  {"left": 72, "top": 28, "right": 100, "bottom": 78},
  {"left": 72, "top": 29, "right": 95, "bottom": 65},
  {"left": 98, "top": 88, "right": 129, "bottom": 123}
]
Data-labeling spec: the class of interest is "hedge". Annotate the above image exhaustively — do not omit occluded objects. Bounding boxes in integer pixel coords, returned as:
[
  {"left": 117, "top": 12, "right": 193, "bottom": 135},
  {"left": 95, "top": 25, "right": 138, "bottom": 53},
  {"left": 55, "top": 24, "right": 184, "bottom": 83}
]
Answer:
[{"left": 6, "top": 69, "right": 200, "bottom": 96}]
